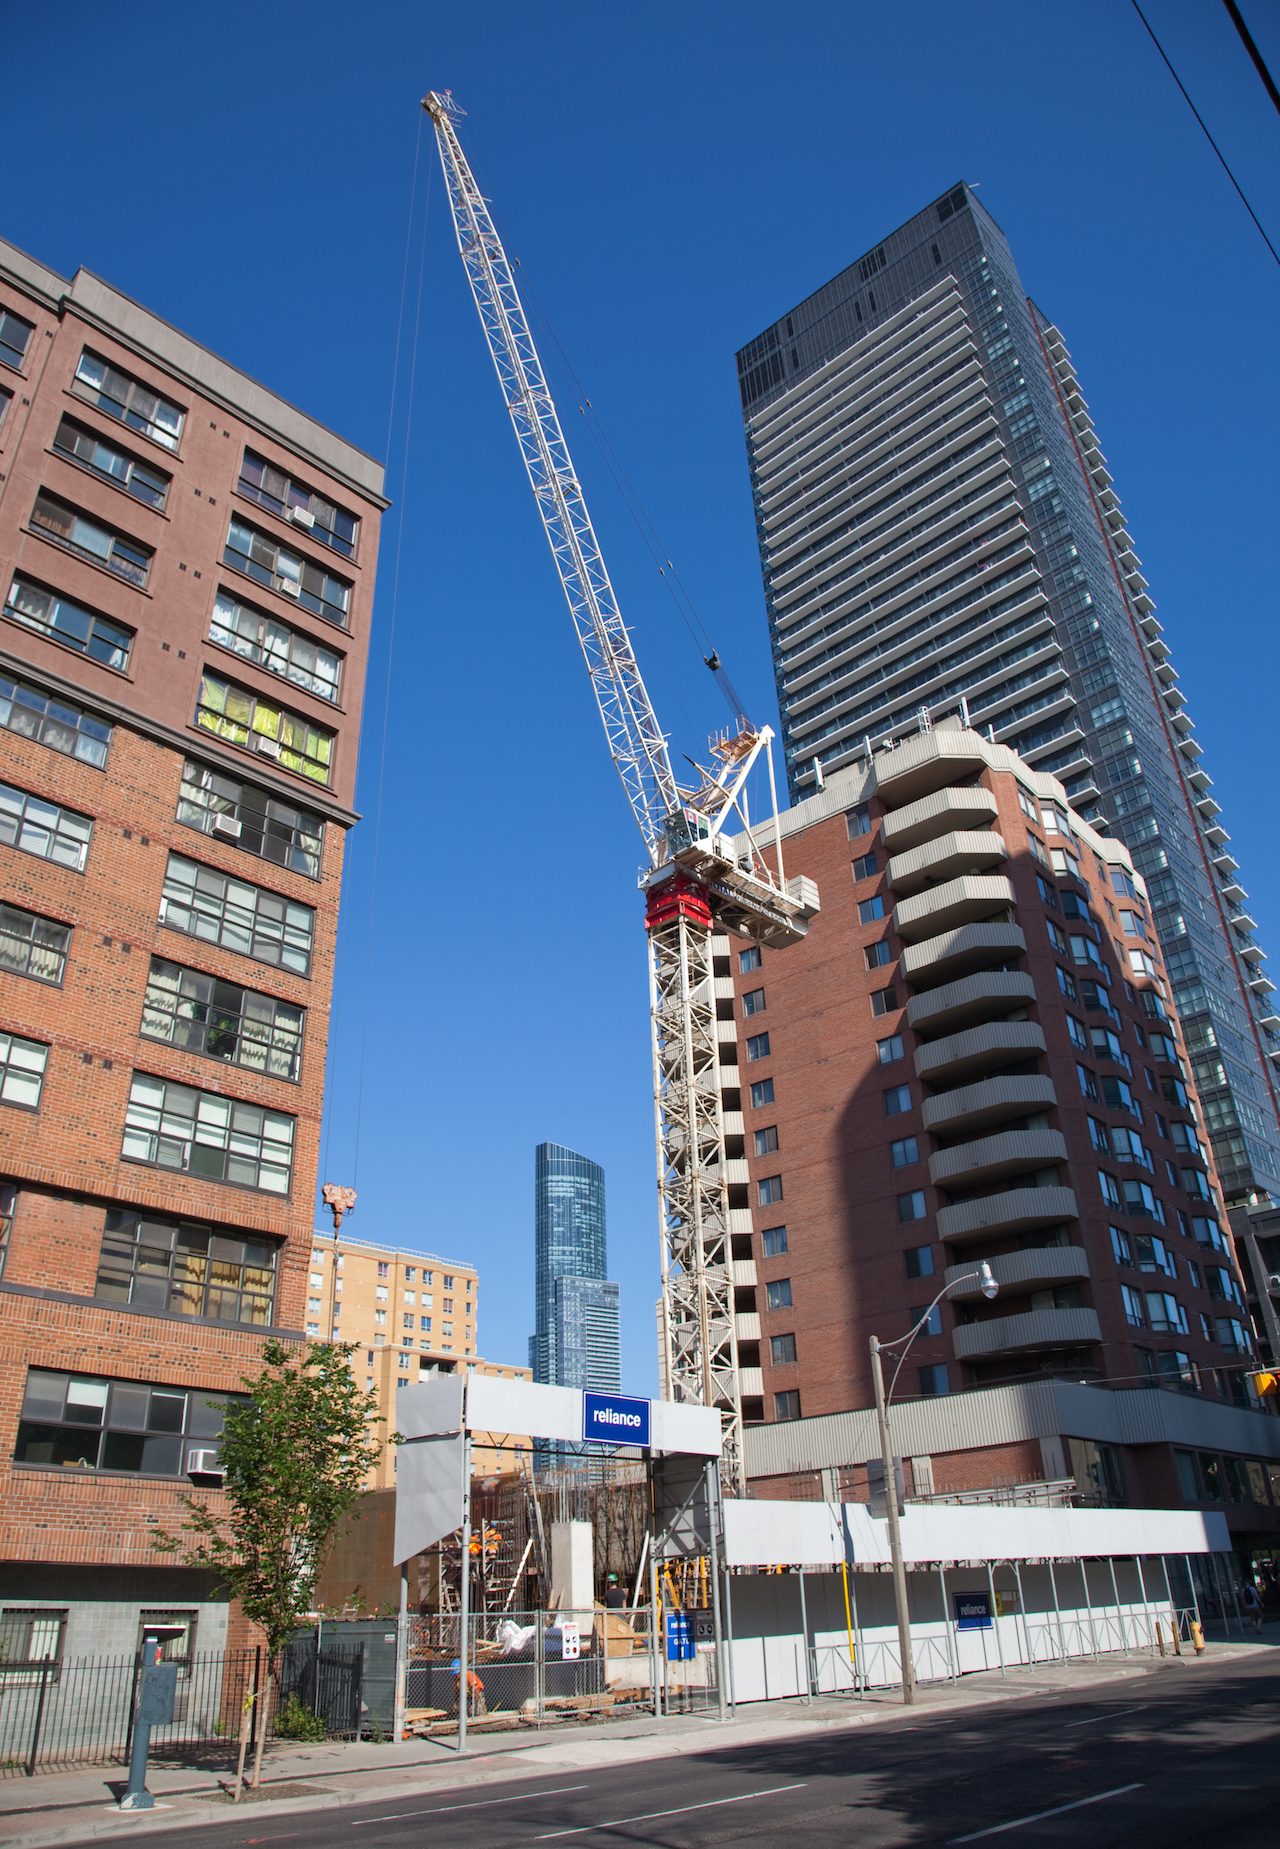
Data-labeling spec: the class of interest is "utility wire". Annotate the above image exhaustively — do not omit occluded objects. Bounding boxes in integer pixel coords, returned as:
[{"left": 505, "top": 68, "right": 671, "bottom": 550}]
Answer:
[
  {"left": 1222, "top": 0, "right": 1280, "bottom": 118},
  {"left": 1132, "top": 0, "right": 1280, "bottom": 266}
]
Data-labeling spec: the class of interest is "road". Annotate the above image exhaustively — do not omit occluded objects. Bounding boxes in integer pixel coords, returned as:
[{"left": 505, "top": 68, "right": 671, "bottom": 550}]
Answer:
[{"left": 112, "top": 1654, "right": 1279, "bottom": 1848}]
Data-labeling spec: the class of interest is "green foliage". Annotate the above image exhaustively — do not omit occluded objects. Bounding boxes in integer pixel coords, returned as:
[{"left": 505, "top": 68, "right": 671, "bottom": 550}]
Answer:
[
  {"left": 274, "top": 1692, "right": 327, "bottom": 1741},
  {"left": 152, "top": 1341, "right": 383, "bottom": 1655}
]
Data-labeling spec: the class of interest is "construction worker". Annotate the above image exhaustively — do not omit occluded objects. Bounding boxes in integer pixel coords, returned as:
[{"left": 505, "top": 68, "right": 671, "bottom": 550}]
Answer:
[
  {"left": 603, "top": 1572, "right": 626, "bottom": 1611},
  {"left": 1240, "top": 1578, "right": 1264, "bottom": 1637},
  {"left": 450, "top": 1659, "right": 486, "bottom": 1716}
]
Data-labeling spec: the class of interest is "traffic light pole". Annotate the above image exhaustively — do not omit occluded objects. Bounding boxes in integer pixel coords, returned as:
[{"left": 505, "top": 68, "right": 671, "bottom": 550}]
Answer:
[{"left": 869, "top": 1337, "right": 915, "bottom": 1705}]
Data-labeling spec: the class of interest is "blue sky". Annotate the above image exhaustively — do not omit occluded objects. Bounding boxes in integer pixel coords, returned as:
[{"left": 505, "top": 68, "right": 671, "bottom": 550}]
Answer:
[{"left": 7, "top": 1, "right": 1278, "bottom": 1393}]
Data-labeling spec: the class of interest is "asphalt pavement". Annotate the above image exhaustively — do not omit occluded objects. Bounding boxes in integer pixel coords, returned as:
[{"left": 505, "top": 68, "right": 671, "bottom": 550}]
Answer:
[{"left": 47, "top": 1648, "right": 1280, "bottom": 1849}]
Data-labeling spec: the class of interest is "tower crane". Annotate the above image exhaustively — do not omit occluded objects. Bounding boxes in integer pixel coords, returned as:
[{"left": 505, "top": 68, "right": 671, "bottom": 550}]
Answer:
[{"left": 422, "top": 91, "right": 818, "bottom": 1493}]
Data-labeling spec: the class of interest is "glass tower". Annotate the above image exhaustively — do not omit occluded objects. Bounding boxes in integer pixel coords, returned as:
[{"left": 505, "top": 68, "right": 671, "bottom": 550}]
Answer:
[
  {"left": 735, "top": 183, "right": 1280, "bottom": 1206},
  {"left": 530, "top": 1142, "right": 619, "bottom": 1389}
]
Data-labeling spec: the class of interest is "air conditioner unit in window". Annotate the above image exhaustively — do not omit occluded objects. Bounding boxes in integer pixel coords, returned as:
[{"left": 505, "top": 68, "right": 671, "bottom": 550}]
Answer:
[
  {"left": 211, "top": 814, "right": 242, "bottom": 838},
  {"left": 254, "top": 736, "right": 281, "bottom": 759},
  {"left": 187, "top": 1449, "right": 224, "bottom": 1485},
  {"left": 289, "top": 506, "right": 315, "bottom": 529},
  {"left": 277, "top": 578, "right": 301, "bottom": 597}
]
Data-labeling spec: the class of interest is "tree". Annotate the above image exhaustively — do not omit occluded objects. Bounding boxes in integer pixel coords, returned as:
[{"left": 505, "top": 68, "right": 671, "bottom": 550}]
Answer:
[{"left": 153, "top": 1340, "right": 384, "bottom": 1791}]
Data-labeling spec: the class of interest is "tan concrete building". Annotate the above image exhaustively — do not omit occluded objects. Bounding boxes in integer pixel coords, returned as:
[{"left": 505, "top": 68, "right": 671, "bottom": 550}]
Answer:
[{"left": 307, "top": 1226, "right": 478, "bottom": 1364}]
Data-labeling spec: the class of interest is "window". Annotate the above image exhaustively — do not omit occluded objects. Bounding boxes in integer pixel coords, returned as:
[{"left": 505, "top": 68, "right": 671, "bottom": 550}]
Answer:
[
  {"left": 738, "top": 945, "right": 761, "bottom": 973},
  {"left": 1187, "top": 1260, "right": 1202, "bottom": 1290},
  {"left": 770, "top": 1333, "right": 797, "bottom": 1365},
  {"left": 911, "top": 1304, "right": 942, "bottom": 1337},
  {"left": 1158, "top": 1353, "right": 1199, "bottom": 1394},
  {"left": 1056, "top": 967, "right": 1078, "bottom": 1000},
  {"left": 402, "top": 1313, "right": 414, "bottom": 1330},
  {"left": 1111, "top": 1127, "right": 1152, "bottom": 1168},
  {"left": 0, "top": 1609, "right": 66, "bottom": 1673},
  {"left": 177, "top": 760, "right": 323, "bottom": 878},
  {"left": 1070, "top": 934, "right": 1102, "bottom": 970},
  {"left": 877, "top": 1034, "right": 904, "bottom": 1064},
  {"left": 852, "top": 852, "right": 877, "bottom": 880},
  {"left": 846, "top": 805, "right": 871, "bottom": 838},
  {"left": 766, "top": 1279, "right": 792, "bottom": 1310},
  {"left": 1102, "top": 1075, "right": 1138, "bottom": 1115},
  {"left": 746, "top": 1032, "right": 770, "bottom": 1062},
  {"left": 237, "top": 452, "right": 359, "bottom": 557},
  {"left": 15, "top": 1367, "right": 240, "bottom": 1478},
  {"left": 0, "top": 781, "right": 93, "bottom": 877},
  {"left": 444, "top": 1275, "right": 455, "bottom": 1288},
  {"left": 742, "top": 988, "right": 765, "bottom": 1017},
  {"left": 1110, "top": 1226, "right": 1133, "bottom": 1266},
  {"left": 0, "top": 386, "right": 10, "bottom": 433},
  {"left": 209, "top": 590, "right": 342, "bottom": 704},
  {"left": 919, "top": 1363, "right": 949, "bottom": 1396},
  {"left": 757, "top": 1175, "right": 783, "bottom": 1205},
  {"left": 30, "top": 492, "right": 151, "bottom": 587},
  {"left": 1174, "top": 1450, "right": 1201, "bottom": 1499},
  {"left": 891, "top": 1136, "right": 919, "bottom": 1168},
  {"left": 196, "top": 670, "right": 334, "bottom": 787},
  {"left": 95, "top": 1210, "right": 278, "bottom": 1325},
  {"left": 420, "top": 1315, "right": 431, "bottom": 1330},
  {"left": 1119, "top": 908, "right": 1147, "bottom": 940},
  {"left": 1091, "top": 1027, "right": 1130, "bottom": 1069},
  {"left": 762, "top": 1226, "right": 788, "bottom": 1256},
  {"left": 898, "top": 1189, "right": 927, "bottom": 1222},
  {"left": 1162, "top": 1076, "right": 1191, "bottom": 1111},
  {"left": 774, "top": 1389, "right": 801, "bottom": 1421},
  {"left": 1018, "top": 788, "right": 1039, "bottom": 820},
  {"left": 1087, "top": 1116, "right": 1109, "bottom": 1153},
  {"left": 1129, "top": 948, "right": 1158, "bottom": 980},
  {"left": 53, "top": 416, "right": 170, "bottom": 508},
  {"left": 1124, "top": 1179, "right": 1165, "bottom": 1222},
  {"left": 1037, "top": 875, "right": 1059, "bottom": 909},
  {"left": 859, "top": 896, "right": 885, "bottom": 924},
  {"left": 377, "top": 1262, "right": 389, "bottom": 1278},
  {"left": 865, "top": 940, "right": 893, "bottom": 969},
  {"left": 0, "top": 677, "right": 111, "bottom": 783},
  {"left": 5, "top": 576, "right": 133, "bottom": 673},
  {"left": 224, "top": 516, "right": 351, "bottom": 627},
  {"left": 159, "top": 853, "right": 315, "bottom": 976},
  {"left": 1028, "top": 834, "right": 1049, "bottom": 866},
  {"left": 1099, "top": 1170, "right": 1122, "bottom": 1209},
  {"left": 1171, "top": 1122, "right": 1203, "bottom": 1158},
  {"left": 1051, "top": 847, "right": 1081, "bottom": 880},
  {"left": 1110, "top": 866, "right": 1138, "bottom": 901},
  {"left": 1217, "top": 1318, "right": 1250, "bottom": 1353},
  {"left": 884, "top": 1082, "right": 911, "bottom": 1114},
  {"left": 0, "top": 307, "right": 34, "bottom": 371},
  {"left": 0, "top": 1184, "right": 16, "bottom": 1280},
  {"left": 0, "top": 905, "right": 69, "bottom": 985},
  {"left": 750, "top": 1078, "right": 774, "bottom": 1108},
  {"left": 753, "top": 1125, "right": 779, "bottom": 1156},
  {"left": 1206, "top": 1266, "right": 1240, "bottom": 1304},
  {"left": 1047, "top": 920, "right": 1067, "bottom": 953},
  {"left": 1077, "top": 1063, "right": 1099, "bottom": 1100},
  {"left": 905, "top": 1244, "right": 934, "bottom": 1279},
  {"left": 1145, "top": 1292, "right": 1188, "bottom": 1334},
  {"left": 121, "top": 1072, "right": 295, "bottom": 1193},
  {"left": 140, "top": 956, "right": 304, "bottom": 1081},
  {"left": 1135, "top": 1234, "right": 1177, "bottom": 1279},
  {"left": 1066, "top": 1015, "right": 1087, "bottom": 1050},
  {"left": 1193, "top": 1217, "right": 1226, "bottom": 1253},
  {"left": 1182, "top": 1169, "right": 1212, "bottom": 1203},
  {"left": 71, "top": 350, "right": 184, "bottom": 449},
  {"left": 871, "top": 985, "right": 897, "bottom": 1015}
]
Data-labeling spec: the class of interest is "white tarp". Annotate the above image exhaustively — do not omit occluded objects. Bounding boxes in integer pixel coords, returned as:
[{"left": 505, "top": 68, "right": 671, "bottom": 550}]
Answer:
[
  {"left": 461, "top": 1375, "right": 722, "bottom": 1456},
  {"left": 722, "top": 1497, "right": 1231, "bottom": 1567}
]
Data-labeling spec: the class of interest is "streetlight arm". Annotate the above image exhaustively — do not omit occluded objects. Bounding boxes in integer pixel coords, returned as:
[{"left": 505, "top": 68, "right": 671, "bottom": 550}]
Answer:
[{"left": 882, "top": 1265, "right": 997, "bottom": 1409}]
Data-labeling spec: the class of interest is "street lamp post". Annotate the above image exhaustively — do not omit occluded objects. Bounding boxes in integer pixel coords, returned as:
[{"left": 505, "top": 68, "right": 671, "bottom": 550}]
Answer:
[{"left": 869, "top": 1261, "right": 997, "bottom": 1706}]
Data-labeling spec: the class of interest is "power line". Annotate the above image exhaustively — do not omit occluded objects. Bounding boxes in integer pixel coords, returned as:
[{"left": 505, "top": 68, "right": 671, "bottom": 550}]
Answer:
[
  {"left": 1222, "top": 0, "right": 1280, "bottom": 118},
  {"left": 1131, "top": 0, "right": 1280, "bottom": 267}
]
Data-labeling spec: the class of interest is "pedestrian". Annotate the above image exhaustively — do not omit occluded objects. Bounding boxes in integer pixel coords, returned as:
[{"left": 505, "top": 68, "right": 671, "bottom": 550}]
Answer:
[{"left": 1240, "top": 1580, "right": 1263, "bottom": 1637}]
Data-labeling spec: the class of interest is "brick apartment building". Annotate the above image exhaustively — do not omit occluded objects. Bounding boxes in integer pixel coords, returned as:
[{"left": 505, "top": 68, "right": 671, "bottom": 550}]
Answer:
[
  {"left": 0, "top": 236, "right": 386, "bottom": 1663},
  {"left": 720, "top": 727, "right": 1280, "bottom": 1567}
]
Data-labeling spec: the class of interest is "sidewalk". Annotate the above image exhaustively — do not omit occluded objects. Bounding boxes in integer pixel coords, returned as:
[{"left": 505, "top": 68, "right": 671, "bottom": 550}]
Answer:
[{"left": 3, "top": 1632, "right": 1275, "bottom": 1849}]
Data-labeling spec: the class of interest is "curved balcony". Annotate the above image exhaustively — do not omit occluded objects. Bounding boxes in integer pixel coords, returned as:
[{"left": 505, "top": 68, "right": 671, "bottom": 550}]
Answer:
[
  {"left": 952, "top": 1305, "right": 1101, "bottom": 1360},
  {"left": 888, "top": 830, "right": 1008, "bottom": 897},
  {"left": 914, "top": 1019, "right": 1045, "bottom": 1085},
  {"left": 907, "top": 970, "right": 1035, "bottom": 1036},
  {"left": 893, "top": 874, "right": 1014, "bottom": 943},
  {"left": 937, "top": 1183, "right": 1078, "bottom": 1245},
  {"left": 871, "top": 730, "right": 992, "bottom": 807},
  {"left": 946, "top": 1246, "right": 1091, "bottom": 1296},
  {"left": 879, "top": 785, "right": 999, "bottom": 852},
  {"left": 922, "top": 1073, "right": 1059, "bottom": 1136},
  {"left": 929, "top": 1127, "right": 1067, "bottom": 1189},
  {"left": 902, "top": 921, "right": 1027, "bottom": 987}
]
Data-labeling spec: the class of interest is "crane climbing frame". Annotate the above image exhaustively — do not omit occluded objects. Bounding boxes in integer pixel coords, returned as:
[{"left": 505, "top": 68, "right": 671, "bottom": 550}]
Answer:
[{"left": 422, "top": 92, "right": 818, "bottom": 1494}]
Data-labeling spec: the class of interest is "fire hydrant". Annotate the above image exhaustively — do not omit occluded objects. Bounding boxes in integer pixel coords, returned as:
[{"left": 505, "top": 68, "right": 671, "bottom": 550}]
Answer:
[{"left": 1190, "top": 1620, "right": 1206, "bottom": 1653}]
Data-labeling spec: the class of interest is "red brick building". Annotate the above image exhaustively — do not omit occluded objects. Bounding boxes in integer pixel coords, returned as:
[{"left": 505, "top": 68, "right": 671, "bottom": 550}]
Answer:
[
  {"left": 0, "top": 237, "right": 385, "bottom": 1660},
  {"left": 723, "top": 729, "right": 1280, "bottom": 1564}
]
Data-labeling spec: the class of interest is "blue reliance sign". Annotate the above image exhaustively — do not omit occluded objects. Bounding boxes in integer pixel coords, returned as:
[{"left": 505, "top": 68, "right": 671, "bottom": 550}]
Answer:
[
  {"left": 954, "top": 1590, "right": 993, "bottom": 1630},
  {"left": 583, "top": 1391, "right": 650, "bottom": 1447}
]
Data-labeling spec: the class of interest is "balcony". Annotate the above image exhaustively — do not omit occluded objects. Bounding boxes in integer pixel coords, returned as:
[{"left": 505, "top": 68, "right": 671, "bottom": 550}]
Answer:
[
  {"left": 902, "top": 920, "right": 1027, "bottom": 986},
  {"left": 722, "top": 1110, "right": 744, "bottom": 1134},
  {"left": 888, "top": 830, "right": 1008, "bottom": 896},
  {"left": 952, "top": 1305, "right": 1102, "bottom": 1360},
  {"left": 894, "top": 874, "right": 1015, "bottom": 943},
  {"left": 946, "top": 1245, "right": 1090, "bottom": 1297},
  {"left": 928, "top": 1126, "right": 1068, "bottom": 1189},
  {"left": 914, "top": 1019, "right": 1045, "bottom": 1085},
  {"left": 907, "top": 970, "right": 1036, "bottom": 1036},
  {"left": 735, "top": 1311, "right": 761, "bottom": 1340},
  {"left": 879, "top": 785, "right": 998, "bottom": 851},
  {"left": 922, "top": 1073, "right": 1059, "bottom": 1136},
  {"left": 723, "top": 1159, "right": 750, "bottom": 1184},
  {"left": 732, "top": 1256, "right": 758, "bottom": 1286},
  {"left": 870, "top": 730, "right": 992, "bottom": 807},
  {"left": 1231, "top": 911, "right": 1259, "bottom": 934},
  {"left": 738, "top": 1367, "right": 763, "bottom": 1396},
  {"left": 729, "top": 1209, "right": 755, "bottom": 1238},
  {"left": 937, "top": 1183, "right": 1078, "bottom": 1244}
]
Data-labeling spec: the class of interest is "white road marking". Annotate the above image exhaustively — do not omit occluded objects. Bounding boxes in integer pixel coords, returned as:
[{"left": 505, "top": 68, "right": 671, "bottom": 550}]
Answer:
[
  {"left": 352, "top": 1784, "right": 589, "bottom": 1823},
  {"left": 950, "top": 1783, "right": 1143, "bottom": 1841},
  {"left": 533, "top": 1782, "right": 806, "bottom": 1839},
  {"left": 1064, "top": 1705, "right": 1146, "bottom": 1728}
]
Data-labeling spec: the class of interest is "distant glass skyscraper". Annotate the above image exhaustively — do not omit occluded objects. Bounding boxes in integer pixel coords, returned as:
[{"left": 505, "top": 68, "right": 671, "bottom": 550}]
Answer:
[
  {"left": 530, "top": 1143, "right": 620, "bottom": 1394},
  {"left": 735, "top": 183, "right": 1280, "bottom": 1205}
]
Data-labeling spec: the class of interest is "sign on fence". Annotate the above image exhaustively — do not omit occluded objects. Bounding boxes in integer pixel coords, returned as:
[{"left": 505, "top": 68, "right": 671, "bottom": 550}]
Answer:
[
  {"left": 584, "top": 1392, "right": 650, "bottom": 1448},
  {"left": 560, "top": 1622, "right": 580, "bottom": 1661},
  {"left": 954, "top": 1591, "right": 993, "bottom": 1630}
]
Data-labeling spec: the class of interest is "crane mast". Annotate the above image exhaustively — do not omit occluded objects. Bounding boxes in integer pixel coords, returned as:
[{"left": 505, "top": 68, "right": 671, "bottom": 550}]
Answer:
[{"left": 423, "top": 92, "right": 818, "bottom": 1494}]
